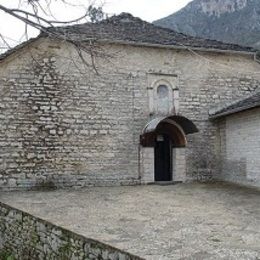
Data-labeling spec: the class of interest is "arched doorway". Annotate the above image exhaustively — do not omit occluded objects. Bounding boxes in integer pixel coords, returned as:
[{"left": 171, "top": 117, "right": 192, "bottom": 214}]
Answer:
[{"left": 140, "top": 115, "right": 198, "bottom": 183}]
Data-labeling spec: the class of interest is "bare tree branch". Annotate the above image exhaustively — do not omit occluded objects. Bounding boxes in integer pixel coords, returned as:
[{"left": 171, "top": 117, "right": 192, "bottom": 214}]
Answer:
[
  {"left": 0, "top": 1, "right": 108, "bottom": 74},
  {"left": 0, "top": 4, "right": 48, "bottom": 31},
  {"left": 0, "top": 34, "right": 11, "bottom": 49}
]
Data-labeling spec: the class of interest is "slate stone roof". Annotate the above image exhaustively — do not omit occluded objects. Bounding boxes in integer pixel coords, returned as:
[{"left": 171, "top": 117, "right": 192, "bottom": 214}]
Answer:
[
  {"left": 209, "top": 91, "right": 260, "bottom": 119},
  {"left": 0, "top": 37, "right": 39, "bottom": 62},
  {"left": 0, "top": 13, "right": 256, "bottom": 62},
  {"left": 45, "top": 13, "right": 255, "bottom": 53}
]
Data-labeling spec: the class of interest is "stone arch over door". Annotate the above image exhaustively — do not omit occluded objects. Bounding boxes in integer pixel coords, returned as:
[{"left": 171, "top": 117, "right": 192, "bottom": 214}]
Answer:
[{"left": 140, "top": 115, "right": 198, "bottom": 183}]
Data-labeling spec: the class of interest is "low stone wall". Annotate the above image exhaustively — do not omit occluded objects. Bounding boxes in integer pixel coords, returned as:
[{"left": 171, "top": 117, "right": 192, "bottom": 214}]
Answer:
[{"left": 0, "top": 202, "right": 143, "bottom": 260}]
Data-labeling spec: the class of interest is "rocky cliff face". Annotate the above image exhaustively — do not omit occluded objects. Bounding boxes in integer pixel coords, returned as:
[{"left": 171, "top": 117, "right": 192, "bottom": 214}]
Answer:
[
  {"left": 154, "top": 0, "right": 260, "bottom": 49},
  {"left": 199, "top": 0, "right": 247, "bottom": 16}
]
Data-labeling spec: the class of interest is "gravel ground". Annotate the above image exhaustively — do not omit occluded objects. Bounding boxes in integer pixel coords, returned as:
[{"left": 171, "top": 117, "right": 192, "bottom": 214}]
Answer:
[{"left": 0, "top": 182, "right": 259, "bottom": 259}]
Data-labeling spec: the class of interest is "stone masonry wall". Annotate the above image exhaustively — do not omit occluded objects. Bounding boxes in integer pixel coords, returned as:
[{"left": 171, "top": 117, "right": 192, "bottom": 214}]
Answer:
[
  {"left": 140, "top": 147, "right": 154, "bottom": 183},
  {"left": 0, "top": 201, "right": 142, "bottom": 260},
  {"left": 216, "top": 107, "right": 260, "bottom": 187},
  {"left": 172, "top": 148, "right": 186, "bottom": 182},
  {"left": 0, "top": 40, "right": 142, "bottom": 190},
  {"left": 0, "top": 38, "right": 260, "bottom": 190}
]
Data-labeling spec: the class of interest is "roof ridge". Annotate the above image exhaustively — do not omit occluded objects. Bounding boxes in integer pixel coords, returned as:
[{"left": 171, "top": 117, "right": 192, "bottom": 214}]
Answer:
[
  {"left": 0, "top": 12, "right": 256, "bottom": 62},
  {"left": 50, "top": 12, "right": 255, "bottom": 52},
  {"left": 51, "top": 12, "right": 254, "bottom": 51}
]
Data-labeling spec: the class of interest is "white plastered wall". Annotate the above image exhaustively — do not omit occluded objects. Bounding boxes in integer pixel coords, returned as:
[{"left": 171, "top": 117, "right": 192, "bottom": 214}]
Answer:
[{"left": 218, "top": 107, "right": 260, "bottom": 187}]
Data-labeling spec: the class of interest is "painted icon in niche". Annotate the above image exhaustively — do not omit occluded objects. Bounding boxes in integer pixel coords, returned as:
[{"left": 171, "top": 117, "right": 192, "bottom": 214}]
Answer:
[{"left": 157, "top": 85, "right": 170, "bottom": 114}]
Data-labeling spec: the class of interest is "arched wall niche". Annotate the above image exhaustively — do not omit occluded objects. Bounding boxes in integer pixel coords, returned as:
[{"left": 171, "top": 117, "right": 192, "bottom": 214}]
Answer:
[
  {"left": 154, "top": 79, "right": 173, "bottom": 115},
  {"left": 148, "top": 76, "right": 179, "bottom": 116}
]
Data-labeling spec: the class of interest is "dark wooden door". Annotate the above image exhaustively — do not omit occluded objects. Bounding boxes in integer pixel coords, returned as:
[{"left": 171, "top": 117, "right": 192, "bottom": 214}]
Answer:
[{"left": 154, "top": 134, "right": 172, "bottom": 182}]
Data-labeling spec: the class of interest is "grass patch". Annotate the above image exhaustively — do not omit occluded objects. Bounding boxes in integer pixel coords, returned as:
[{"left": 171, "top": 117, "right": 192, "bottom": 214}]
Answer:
[{"left": 0, "top": 249, "right": 16, "bottom": 260}]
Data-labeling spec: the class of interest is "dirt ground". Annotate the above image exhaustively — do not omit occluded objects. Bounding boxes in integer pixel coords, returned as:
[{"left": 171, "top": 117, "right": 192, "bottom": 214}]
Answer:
[{"left": 0, "top": 182, "right": 259, "bottom": 259}]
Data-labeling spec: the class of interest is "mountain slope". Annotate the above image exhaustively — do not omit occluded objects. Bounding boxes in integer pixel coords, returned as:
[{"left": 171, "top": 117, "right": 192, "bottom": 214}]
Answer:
[{"left": 154, "top": 0, "right": 260, "bottom": 49}]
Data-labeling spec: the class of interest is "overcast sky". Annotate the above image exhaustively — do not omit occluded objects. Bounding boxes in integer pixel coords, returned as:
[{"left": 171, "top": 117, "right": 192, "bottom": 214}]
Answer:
[{"left": 0, "top": 0, "right": 193, "bottom": 49}]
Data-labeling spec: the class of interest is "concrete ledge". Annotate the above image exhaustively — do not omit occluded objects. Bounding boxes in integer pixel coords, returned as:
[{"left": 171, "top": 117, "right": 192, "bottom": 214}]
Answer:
[{"left": 0, "top": 202, "right": 143, "bottom": 260}]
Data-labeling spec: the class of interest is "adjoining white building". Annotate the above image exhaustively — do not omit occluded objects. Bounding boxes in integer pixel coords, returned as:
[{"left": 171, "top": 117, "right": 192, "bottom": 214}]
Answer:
[{"left": 210, "top": 92, "right": 260, "bottom": 187}]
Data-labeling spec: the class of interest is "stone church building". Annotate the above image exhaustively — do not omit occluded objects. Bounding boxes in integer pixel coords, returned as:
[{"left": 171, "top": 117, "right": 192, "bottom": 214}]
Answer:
[{"left": 0, "top": 13, "right": 259, "bottom": 190}]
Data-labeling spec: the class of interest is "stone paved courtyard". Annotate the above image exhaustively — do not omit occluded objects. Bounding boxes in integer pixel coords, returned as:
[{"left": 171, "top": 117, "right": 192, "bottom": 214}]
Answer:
[{"left": 0, "top": 182, "right": 259, "bottom": 259}]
